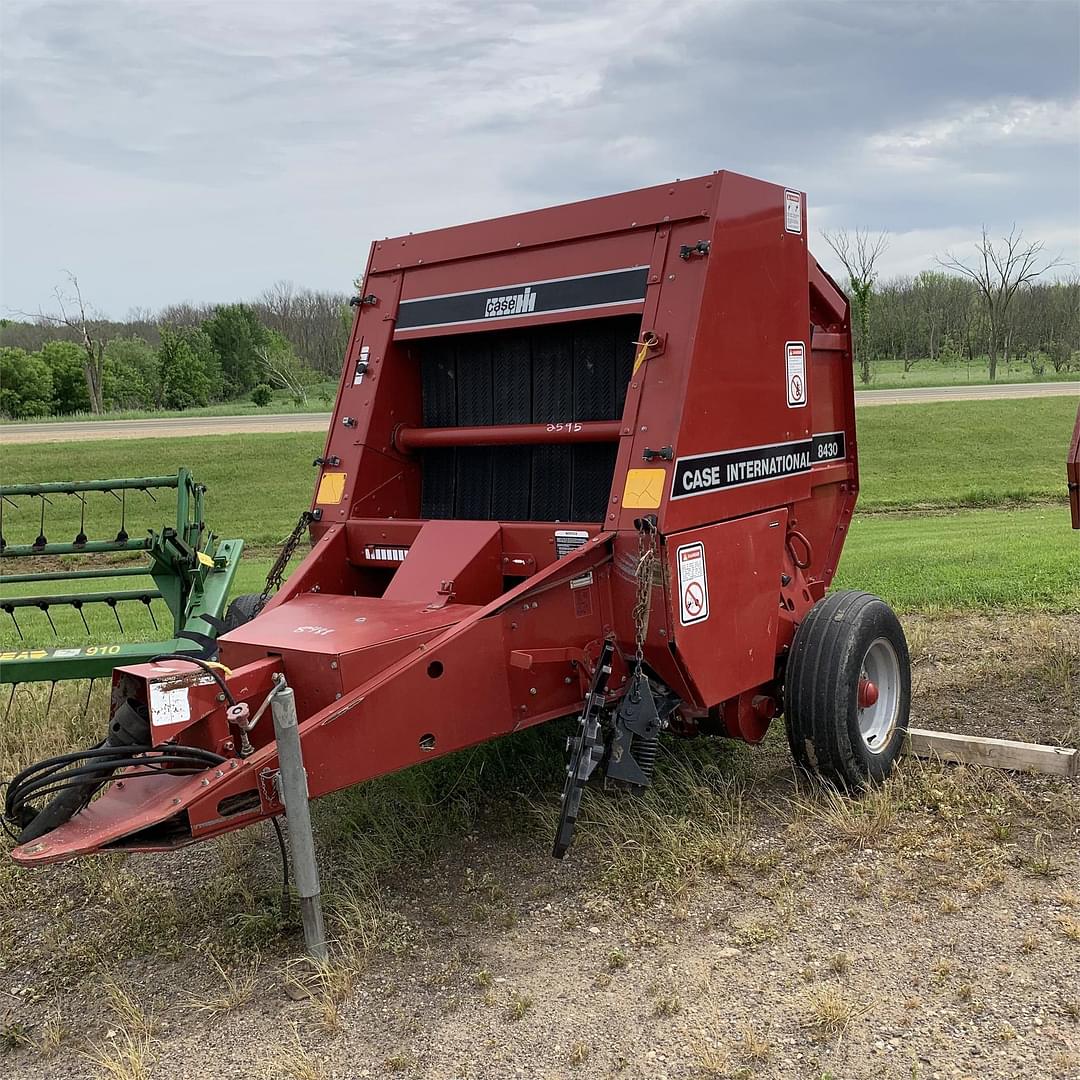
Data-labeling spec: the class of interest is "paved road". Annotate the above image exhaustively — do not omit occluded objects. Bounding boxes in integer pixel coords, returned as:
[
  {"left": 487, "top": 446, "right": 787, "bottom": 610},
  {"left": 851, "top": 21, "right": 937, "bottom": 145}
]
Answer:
[
  {"left": 854, "top": 381, "right": 1078, "bottom": 407},
  {"left": 1, "top": 382, "right": 1076, "bottom": 444}
]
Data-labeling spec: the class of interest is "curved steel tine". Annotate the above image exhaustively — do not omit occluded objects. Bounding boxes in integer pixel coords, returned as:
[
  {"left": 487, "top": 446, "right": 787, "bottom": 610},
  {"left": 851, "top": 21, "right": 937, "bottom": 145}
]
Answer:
[
  {"left": 6, "top": 608, "right": 23, "bottom": 640},
  {"left": 46, "top": 680, "right": 56, "bottom": 718},
  {"left": 3, "top": 684, "right": 15, "bottom": 725},
  {"left": 40, "top": 603, "right": 58, "bottom": 637},
  {"left": 83, "top": 678, "right": 95, "bottom": 717},
  {"left": 143, "top": 597, "right": 159, "bottom": 631},
  {"left": 74, "top": 600, "right": 90, "bottom": 634}
]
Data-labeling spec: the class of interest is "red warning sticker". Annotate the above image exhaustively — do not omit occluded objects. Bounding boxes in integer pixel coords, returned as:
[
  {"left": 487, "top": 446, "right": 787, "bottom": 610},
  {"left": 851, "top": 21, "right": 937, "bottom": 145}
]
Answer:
[{"left": 676, "top": 541, "right": 710, "bottom": 626}]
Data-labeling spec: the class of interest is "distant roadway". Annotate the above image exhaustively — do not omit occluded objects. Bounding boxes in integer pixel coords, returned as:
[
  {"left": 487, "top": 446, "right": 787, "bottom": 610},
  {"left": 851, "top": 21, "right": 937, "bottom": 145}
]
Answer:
[{"left": 1, "top": 382, "right": 1076, "bottom": 444}]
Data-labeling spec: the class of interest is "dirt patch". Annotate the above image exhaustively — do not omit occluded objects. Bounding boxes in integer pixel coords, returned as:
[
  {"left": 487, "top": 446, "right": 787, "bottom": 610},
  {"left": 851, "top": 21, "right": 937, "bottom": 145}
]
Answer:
[
  {"left": 1, "top": 612, "right": 1078, "bottom": 1080},
  {"left": 905, "top": 612, "right": 1079, "bottom": 747}
]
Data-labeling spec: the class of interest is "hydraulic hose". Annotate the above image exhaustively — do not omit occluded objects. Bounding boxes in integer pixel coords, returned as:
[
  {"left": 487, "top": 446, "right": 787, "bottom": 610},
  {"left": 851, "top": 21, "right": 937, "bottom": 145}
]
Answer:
[{"left": 4, "top": 698, "right": 224, "bottom": 845}]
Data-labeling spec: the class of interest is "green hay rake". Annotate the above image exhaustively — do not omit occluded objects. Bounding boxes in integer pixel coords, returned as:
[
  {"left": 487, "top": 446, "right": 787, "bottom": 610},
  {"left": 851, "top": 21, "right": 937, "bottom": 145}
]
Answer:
[{"left": 0, "top": 470, "right": 242, "bottom": 709}]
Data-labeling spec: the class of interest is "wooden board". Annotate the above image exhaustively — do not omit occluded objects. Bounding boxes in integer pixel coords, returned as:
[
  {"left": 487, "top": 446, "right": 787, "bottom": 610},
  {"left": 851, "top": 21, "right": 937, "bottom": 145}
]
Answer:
[{"left": 904, "top": 727, "right": 1079, "bottom": 778}]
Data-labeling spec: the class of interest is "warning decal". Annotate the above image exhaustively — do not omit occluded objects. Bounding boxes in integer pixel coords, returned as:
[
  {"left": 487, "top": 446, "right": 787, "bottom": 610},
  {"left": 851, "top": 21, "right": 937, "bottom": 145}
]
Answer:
[
  {"left": 784, "top": 189, "right": 802, "bottom": 234},
  {"left": 786, "top": 341, "right": 807, "bottom": 408},
  {"left": 676, "top": 541, "right": 710, "bottom": 626}
]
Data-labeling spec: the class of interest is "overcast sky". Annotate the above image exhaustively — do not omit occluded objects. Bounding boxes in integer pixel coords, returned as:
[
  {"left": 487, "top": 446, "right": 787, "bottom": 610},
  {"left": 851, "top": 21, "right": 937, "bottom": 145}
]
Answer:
[{"left": 2, "top": 0, "right": 1077, "bottom": 317}]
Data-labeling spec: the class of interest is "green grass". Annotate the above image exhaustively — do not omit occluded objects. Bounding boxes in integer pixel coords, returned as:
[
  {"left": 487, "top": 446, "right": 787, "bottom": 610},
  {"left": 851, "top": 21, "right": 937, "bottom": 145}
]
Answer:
[
  {"left": 836, "top": 506, "right": 1079, "bottom": 613},
  {"left": 0, "top": 433, "right": 324, "bottom": 547},
  {"left": 0, "top": 386, "right": 338, "bottom": 424},
  {"left": 855, "top": 396, "right": 1078, "bottom": 510},
  {"left": 858, "top": 359, "right": 1079, "bottom": 390}
]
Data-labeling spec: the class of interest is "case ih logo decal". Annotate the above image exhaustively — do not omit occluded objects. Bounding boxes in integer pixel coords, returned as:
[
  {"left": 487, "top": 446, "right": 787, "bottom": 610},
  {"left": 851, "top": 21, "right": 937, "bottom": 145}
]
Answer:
[
  {"left": 396, "top": 266, "right": 649, "bottom": 332},
  {"left": 671, "top": 432, "right": 846, "bottom": 499},
  {"left": 484, "top": 286, "right": 537, "bottom": 318}
]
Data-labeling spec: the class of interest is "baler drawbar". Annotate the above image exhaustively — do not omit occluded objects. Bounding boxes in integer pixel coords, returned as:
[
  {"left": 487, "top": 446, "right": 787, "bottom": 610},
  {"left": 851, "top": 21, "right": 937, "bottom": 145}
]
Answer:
[{"left": 6, "top": 171, "right": 911, "bottom": 871}]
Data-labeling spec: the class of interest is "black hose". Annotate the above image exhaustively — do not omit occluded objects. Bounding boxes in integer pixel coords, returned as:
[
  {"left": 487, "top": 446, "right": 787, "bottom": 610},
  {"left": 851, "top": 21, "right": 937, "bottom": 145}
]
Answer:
[
  {"left": 4, "top": 691, "right": 224, "bottom": 846},
  {"left": 148, "top": 653, "right": 236, "bottom": 705},
  {"left": 270, "top": 817, "right": 291, "bottom": 918}
]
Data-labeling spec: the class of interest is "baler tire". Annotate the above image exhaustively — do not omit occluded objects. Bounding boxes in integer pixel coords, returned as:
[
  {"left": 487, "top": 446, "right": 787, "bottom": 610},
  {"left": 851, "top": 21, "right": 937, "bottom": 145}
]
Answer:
[
  {"left": 784, "top": 590, "right": 910, "bottom": 790},
  {"left": 223, "top": 593, "right": 264, "bottom": 633}
]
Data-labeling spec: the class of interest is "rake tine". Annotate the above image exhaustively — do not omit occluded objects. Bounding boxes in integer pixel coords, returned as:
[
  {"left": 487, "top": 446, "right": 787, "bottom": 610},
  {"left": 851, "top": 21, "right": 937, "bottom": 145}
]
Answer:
[
  {"left": 83, "top": 678, "right": 95, "bottom": 717},
  {"left": 143, "top": 597, "right": 159, "bottom": 631},
  {"left": 116, "top": 490, "right": 129, "bottom": 543},
  {"left": 38, "top": 602, "right": 58, "bottom": 637},
  {"left": 107, "top": 598, "right": 124, "bottom": 633},
  {"left": 75, "top": 493, "right": 88, "bottom": 545},
  {"left": 34, "top": 495, "right": 48, "bottom": 549},
  {"left": 46, "top": 680, "right": 56, "bottom": 718},
  {"left": 4, "top": 607, "right": 23, "bottom": 641},
  {"left": 3, "top": 684, "right": 15, "bottom": 725},
  {"left": 74, "top": 600, "right": 90, "bottom": 634}
]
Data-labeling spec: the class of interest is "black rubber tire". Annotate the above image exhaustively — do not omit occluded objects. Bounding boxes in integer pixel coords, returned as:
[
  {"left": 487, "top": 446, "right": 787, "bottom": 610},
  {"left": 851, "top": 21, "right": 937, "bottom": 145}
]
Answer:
[
  {"left": 784, "top": 590, "right": 911, "bottom": 790},
  {"left": 222, "top": 593, "right": 263, "bottom": 633}
]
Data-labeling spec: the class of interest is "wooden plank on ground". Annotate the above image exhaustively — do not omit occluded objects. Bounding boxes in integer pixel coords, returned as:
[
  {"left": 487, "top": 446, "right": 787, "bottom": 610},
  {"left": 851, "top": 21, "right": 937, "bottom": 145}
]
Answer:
[{"left": 904, "top": 727, "right": 1079, "bottom": 778}]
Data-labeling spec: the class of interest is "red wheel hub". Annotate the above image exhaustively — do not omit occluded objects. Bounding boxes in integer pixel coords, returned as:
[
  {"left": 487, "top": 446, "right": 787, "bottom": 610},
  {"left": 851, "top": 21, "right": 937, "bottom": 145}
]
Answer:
[{"left": 858, "top": 677, "right": 879, "bottom": 709}]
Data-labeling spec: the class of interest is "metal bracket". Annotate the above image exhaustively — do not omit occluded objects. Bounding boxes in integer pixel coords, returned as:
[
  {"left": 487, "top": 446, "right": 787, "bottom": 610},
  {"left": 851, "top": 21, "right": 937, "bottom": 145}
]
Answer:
[
  {"left": 257, "top": 767, "right": 283, "bottom": 810},
  {"left": 679, "top": 240, "right": 711, "bottom": 260},
  {"left": 349, "top": 294, "right": 378, "bottom": 307},
  {"left": 642, "top": 446, "right": 673, "bottom": 462},
  {"left": 312, "top": 456, "right": 341, "bottom": 468}
]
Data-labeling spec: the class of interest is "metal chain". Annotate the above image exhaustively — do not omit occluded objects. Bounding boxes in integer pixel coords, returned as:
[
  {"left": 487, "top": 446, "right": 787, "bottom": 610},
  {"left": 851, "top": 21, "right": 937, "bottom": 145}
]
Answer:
[
  {"left": 257, "top": 511, "right": 314, "bottom": 612},
  {"left": 630, "top": 517, "right": 659, "bottom": 666}
]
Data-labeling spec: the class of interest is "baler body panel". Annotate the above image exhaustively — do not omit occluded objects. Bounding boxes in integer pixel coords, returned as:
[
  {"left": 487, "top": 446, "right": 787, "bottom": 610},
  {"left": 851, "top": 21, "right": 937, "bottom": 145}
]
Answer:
[{"left": 12, "top": 171, "right": 858, "bottom": 865}]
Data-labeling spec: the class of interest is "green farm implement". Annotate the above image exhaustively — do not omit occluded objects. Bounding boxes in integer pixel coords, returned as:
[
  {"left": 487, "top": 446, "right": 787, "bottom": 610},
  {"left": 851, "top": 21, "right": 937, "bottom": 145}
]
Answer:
[{"left": 0, "top": 470, "right": 242, "bottom": 700}]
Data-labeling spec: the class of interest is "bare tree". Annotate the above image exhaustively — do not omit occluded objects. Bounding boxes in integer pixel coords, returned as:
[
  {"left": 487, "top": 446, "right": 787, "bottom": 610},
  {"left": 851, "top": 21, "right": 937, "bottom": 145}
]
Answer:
[
  {"left": 255, "top": 343, "right": 307, "bottom": 404},
  {"left": 938, "top": 227, "right": 1062, "bottom": 381},
  {"left": 822, "top": 228, "right": 889, "bottom": 384},
  {"left": 13, "top": 272, "right": 108, "bottom": 412}
]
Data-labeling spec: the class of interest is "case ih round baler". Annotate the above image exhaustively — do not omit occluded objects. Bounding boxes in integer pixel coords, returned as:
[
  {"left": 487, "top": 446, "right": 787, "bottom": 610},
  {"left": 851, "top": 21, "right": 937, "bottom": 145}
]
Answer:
[{"left": 6, "top": 170, "right": 911, "bottom": 870}]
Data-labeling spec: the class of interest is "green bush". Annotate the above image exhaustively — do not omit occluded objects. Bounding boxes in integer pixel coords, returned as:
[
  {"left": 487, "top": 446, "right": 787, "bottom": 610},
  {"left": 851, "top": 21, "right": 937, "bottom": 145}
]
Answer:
[
  {"left": 203, "top": 304, "right": 270, "bottom": 396},
  {"left": 0, "top": 347, "right": 54, "bottom": 417},
  {"left": 39, "top": 340, "right": 91, "bottom": 414},
  {"left": 104, "top": 336, "right": 159, "bottom": 409},
  {"left": 158, "top": 326, "right": 221, "bottom": 410},
  {"left": 250, "top": 383, "right": 273, "bottom": 406}
]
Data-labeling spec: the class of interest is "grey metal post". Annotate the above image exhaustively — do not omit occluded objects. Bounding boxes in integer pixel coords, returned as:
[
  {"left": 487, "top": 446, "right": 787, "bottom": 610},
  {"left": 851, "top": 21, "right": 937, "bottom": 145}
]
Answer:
[{"left": 271, "top": 686, "right": 328, "bottom": 962}]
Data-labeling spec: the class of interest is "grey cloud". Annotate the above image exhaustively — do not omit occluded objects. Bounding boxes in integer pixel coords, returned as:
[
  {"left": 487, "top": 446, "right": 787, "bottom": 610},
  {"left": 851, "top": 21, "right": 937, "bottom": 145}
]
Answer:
[{"left": 2, "top": 0, "right": 1077, "bottom": 314}]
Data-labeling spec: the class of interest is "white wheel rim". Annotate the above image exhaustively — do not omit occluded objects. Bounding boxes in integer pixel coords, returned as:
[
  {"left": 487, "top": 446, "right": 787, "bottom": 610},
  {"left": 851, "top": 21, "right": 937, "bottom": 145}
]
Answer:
[{"left": 858, "top": 637, "right": 901, "bottom": 753}]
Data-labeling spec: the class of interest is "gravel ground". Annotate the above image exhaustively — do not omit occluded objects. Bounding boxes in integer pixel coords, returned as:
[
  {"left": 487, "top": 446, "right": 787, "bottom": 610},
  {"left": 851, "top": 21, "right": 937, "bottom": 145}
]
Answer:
[{"left": 2, "top": 612, "right": 1077, "bottom": 1080}]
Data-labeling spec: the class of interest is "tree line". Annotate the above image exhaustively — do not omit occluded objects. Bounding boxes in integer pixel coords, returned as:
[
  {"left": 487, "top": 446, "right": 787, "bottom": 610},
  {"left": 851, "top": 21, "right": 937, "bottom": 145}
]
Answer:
[
  {"left": 1, "top": 278, "right": 351, "bottom": 418},
  {"left": 2, "top": 231, "right": 1077, "bottom": 418},
  {"left": 824, "top": 227, "right": 1078, "bottom": 383}
]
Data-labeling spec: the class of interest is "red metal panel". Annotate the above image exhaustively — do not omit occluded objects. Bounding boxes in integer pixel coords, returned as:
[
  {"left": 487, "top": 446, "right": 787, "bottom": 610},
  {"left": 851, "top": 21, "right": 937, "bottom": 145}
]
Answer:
[
  {"left": 665, "top": 510, "right": 788, "bottom": 708},
  {"left": 369, "top": 176, "right": 716, "bottom": 273}
]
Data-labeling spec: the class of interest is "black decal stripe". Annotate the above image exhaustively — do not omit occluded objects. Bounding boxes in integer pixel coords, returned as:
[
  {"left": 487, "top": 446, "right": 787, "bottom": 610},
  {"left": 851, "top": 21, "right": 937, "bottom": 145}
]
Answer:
[
  {"left": 810, "top": 431, "right": 847, "bottom": 463},
  {"left": 396, "top": 267, "right": 649, "bottom": 331},
  {"left": 671, "top": 432, "right": 848, "bottom": 500}
]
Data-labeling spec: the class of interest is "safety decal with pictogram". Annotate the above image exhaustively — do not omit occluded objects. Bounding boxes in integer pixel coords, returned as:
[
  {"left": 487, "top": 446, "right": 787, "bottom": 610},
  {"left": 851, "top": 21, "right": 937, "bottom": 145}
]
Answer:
[
  {"left": 676, "top": 541, "right": 710, "bottom": 626},
  {"left": 785, "top": 341, "right": 807, "bottom": 408}
]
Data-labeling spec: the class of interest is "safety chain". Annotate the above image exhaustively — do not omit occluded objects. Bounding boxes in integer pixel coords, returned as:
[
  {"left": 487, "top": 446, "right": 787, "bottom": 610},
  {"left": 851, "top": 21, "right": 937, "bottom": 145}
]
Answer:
[
  {"left": 630, "top": 515, "right": 659, "bottom": 666},
  {"left": 257, "top": 511, "right": 314, "bottom": 613}
]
